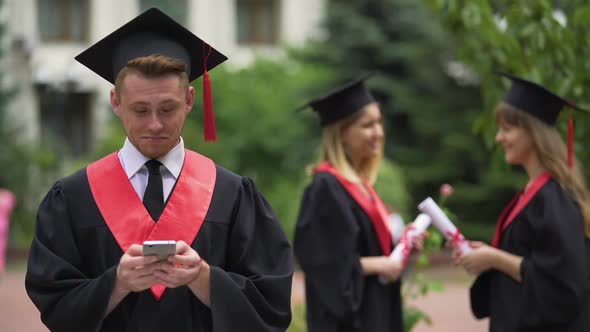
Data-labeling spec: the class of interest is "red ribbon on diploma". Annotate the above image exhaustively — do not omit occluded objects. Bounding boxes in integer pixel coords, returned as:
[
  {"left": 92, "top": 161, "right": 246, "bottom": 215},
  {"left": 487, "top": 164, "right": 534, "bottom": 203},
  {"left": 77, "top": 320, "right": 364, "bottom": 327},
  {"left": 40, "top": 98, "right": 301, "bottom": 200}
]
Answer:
[
  {"left": 446, "top": 228, "right": 466, "bottom": 249},
  {"left": 400, "top": 225, "right": 416, "bottom": 268}
]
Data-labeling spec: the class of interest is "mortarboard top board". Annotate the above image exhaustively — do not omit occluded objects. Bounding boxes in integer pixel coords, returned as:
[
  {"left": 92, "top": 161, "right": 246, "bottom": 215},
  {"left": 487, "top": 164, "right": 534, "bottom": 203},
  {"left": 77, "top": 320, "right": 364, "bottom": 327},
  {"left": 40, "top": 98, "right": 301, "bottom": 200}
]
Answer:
[
  {"left": 497, "top": 71, "right": 588, "bottom": 126},
  {"left": 299, "top": 73, "right": 376, "bottom": 127},
  {"left": 74, "top": 7, "right": 227, "bottom": 141},
  {"left": 75, "top": 7, "right": 227, "bottom": 84}
]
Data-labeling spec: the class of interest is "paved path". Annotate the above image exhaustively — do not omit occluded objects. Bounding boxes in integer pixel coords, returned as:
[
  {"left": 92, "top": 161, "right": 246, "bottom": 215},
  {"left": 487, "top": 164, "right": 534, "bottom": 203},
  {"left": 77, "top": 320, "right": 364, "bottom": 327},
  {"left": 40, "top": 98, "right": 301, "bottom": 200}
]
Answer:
[
  {"left": 405, "top": 264, "right": 489, "bottom": 331},
  {"left": 2, "top": 263, "right": 487, "bottom": 332},
  {"left": 292, "top": 264, "right": 489, "bottom": 332},
  {"left": 0, "top": 270, "right": 48, "bottom": 332}
]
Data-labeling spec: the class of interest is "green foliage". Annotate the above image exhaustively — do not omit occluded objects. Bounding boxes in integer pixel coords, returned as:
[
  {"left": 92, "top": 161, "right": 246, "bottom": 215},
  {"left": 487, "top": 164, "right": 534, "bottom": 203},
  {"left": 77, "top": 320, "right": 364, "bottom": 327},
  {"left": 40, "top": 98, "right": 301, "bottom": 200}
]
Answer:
[
  {"left": 0, "top": 0, "right": 64, "bottom": 248},
  {"left": 402, "top": 229, "right": 445, "bottom": 331},
  {"left": 402, "top": 272, "right": 445, "bottom": 331},
  {"left": 404, "top": 306, "right": 433, "bottom": 331},
  {"left": 423, "top": 0, "right": 590, "bottom": 185},
  {"left": 3, "top": 143, "right": 62, "bottom": 248},
  {"left": 295, "top": 0, "right": 507, "bottom": 243},
  {"left": 374, "top": 158, "right": 411, "bottom": 219}
]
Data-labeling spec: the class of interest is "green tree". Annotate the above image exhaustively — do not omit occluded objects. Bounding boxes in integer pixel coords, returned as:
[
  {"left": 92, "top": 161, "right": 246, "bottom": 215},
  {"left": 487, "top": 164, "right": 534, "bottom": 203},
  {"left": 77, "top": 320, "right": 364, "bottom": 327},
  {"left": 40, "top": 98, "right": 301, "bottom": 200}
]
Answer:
[
  {"left": 0, "top": 3, "right": 33, "bottom": 247},
  {"left": 0, "top": 2, "right": 64, "bottom": 248},
  {"left": 423, "top": 0, "right": 590, "bottom": 189}
]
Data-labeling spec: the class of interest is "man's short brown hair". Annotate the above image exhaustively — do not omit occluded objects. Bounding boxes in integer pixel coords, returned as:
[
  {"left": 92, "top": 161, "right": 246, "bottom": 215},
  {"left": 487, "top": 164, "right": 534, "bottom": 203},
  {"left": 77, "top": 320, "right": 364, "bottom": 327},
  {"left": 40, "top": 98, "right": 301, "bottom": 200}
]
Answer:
[{"left": 114, "top": 54, "right": 189, "bottom": 99}]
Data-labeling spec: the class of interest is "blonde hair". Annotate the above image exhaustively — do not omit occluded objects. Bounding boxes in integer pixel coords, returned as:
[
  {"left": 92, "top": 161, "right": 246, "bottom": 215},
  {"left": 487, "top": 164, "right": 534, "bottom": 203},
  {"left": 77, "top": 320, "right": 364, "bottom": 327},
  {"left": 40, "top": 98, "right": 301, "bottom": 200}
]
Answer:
[
  {"left": 114, "top": 54, "right": 189, "bottom": 99},
  {"left": 495, "top": 102, "right": 590, "bottom": 237},
  {"left": 311, "top": 102, "right": 383, "bottom": 185}
]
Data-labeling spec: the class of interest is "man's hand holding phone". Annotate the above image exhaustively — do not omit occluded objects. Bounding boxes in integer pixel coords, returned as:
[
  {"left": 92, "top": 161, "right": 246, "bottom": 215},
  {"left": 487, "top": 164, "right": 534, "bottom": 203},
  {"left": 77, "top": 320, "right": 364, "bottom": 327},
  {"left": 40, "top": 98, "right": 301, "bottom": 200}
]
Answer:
[
  {"left": 152, "top": 241, "right": 202, "bottom": 286},
  {"left": 108, "top": 244, "right": 164, "bottom": 315},
  {"left": 150, "top": 240, "right": 211, "bottom": 306},
  {"left": 115, "top": 244, "right": 162, "bottom": 294},
  {"left": 113, "top": 240, "right": 210, "bottom": 306}
]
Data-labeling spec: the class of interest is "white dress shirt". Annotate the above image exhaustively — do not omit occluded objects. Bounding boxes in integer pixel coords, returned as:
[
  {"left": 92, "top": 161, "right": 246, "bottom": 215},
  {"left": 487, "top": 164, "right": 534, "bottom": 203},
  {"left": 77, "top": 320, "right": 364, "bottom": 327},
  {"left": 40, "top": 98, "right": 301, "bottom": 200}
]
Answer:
[{"left": 117, "top": 137, "right": 185, "bottom": 202}]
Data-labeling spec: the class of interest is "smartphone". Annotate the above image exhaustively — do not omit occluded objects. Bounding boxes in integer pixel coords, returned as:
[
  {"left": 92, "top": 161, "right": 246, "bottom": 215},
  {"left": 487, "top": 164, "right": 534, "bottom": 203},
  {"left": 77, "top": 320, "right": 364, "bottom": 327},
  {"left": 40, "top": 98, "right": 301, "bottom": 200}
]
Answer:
[{"left": 143, "top": 240, "right": 177, "bottom": 261}]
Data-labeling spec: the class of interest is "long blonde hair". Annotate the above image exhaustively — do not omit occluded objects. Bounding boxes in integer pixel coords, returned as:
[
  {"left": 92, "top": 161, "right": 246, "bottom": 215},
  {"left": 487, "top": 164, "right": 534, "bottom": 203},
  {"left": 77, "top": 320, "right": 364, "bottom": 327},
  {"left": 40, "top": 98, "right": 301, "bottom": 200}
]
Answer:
[
  {"left": 495, "top": 102, "right": 590, "bottom": 237},
  {"left": 312, "top": 102, "right": 384, "bottom": 185}
]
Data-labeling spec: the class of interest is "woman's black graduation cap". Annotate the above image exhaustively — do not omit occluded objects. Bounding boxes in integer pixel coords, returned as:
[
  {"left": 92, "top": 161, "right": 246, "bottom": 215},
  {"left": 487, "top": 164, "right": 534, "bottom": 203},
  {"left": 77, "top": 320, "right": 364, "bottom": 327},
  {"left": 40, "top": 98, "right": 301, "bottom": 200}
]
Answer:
[
  {"left": 300, "top": 73, "right": 376, "bottom": 127},
  {"left": 497, "top": 71, "right": 589, "bottom": 167},
  {"left": 75, "top": 7, "right": 228, "bottom": 141},
  {"left": 497, "top": 71, "right": 587, "bottom": 126}
]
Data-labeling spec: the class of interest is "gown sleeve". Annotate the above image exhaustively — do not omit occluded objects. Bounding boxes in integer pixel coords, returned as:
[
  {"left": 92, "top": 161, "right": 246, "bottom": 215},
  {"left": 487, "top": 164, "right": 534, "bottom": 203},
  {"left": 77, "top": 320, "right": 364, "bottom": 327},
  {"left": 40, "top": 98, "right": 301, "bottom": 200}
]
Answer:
[
  {"left": 294, "top": 173, "right": 364, "bottom": 323},
  {"left": 25, "top": 182, "right": 117, "bottom": 332},
  {"left": 470, "top": 270, "right": 492, "bottom": 319},
  {"left": 518, "top": 188, "right": 588, "bottom": 327},
  {"left": 209, "top": 177, "right": 294, "bottom": 332}
]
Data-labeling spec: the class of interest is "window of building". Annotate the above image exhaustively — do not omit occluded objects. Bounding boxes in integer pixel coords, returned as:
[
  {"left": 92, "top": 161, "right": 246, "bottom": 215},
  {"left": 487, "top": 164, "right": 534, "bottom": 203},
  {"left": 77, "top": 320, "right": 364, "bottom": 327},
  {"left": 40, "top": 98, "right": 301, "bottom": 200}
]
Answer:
[
  {"left": 38, "top": 0, "right": 89, "bottom": 42},
  {"left": 237, "top": 0, "right": 280, "bottom": 45},
  {"left": 37, "top": 85, "right": 92, "bottom": 157},
  {"left": 140, "top": 0, "right": 188, "bottom": 25}
]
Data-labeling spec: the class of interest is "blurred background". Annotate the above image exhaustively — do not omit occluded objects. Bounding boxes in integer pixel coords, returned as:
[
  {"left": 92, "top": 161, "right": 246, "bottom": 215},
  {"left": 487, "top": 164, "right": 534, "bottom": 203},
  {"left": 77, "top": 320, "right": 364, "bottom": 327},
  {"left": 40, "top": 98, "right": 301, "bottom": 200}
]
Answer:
[{"left": 1, "top": 0, "right": 590, "bottom": 331}]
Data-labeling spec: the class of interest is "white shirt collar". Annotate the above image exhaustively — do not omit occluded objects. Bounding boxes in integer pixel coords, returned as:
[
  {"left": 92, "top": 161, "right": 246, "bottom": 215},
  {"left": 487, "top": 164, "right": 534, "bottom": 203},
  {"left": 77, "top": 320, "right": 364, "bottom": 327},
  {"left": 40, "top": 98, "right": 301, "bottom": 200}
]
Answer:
[{"left": 118, "top": 137, "right": 185, "bottom": 179}]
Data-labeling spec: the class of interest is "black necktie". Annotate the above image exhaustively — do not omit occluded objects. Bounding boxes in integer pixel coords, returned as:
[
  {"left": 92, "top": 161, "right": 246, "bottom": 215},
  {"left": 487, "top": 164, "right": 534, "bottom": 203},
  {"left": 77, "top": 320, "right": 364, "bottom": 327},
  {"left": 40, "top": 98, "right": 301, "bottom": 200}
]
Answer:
[{"left": 144, "top": 160, "right": 164, "bottom": 221}]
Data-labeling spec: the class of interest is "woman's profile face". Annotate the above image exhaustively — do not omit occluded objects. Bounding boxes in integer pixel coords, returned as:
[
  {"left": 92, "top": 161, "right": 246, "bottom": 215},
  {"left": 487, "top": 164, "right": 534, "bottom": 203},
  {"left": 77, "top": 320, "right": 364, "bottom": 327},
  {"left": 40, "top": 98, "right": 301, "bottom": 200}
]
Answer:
[
  {"left": 341, "top": 103, "right": 384, "bottom": 164},
  {"left": 495, "top": 121, "right": 535, "bottom": 166}
]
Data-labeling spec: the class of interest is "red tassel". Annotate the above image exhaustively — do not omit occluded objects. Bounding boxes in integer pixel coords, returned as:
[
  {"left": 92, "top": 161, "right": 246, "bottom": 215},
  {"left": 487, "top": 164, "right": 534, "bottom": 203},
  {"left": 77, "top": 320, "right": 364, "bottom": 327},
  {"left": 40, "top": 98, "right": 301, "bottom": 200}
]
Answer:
[
  {"left": 202, "top": 70, "right": 216, "bottom": 142},
  {"left": 568, "top": 114, "right": 574, "bottom": 169}
]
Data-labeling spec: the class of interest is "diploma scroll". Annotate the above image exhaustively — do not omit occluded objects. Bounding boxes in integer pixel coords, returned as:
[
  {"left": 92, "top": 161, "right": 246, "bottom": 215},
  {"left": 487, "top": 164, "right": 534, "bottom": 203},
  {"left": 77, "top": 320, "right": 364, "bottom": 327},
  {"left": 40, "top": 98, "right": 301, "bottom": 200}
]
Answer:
[
  {"left": 418, "top": 197, "right": 471, "bottom": 254},
  {"left": 379, "top": 213, "right": 432, "bottom": 284}
]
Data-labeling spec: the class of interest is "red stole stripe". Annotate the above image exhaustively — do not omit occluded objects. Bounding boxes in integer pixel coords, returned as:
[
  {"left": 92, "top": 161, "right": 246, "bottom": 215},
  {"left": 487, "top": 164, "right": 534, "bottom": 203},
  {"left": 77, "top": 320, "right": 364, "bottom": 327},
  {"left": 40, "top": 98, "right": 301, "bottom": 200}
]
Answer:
[
  {"left": 87, "top": 150, "right": 216, "bottom": 300},
  {"left": 491, "top": 172, "right": 551, "bottom": 248},
  {"left": 315, "top": 162, "right": 392, "bottom": 255}
]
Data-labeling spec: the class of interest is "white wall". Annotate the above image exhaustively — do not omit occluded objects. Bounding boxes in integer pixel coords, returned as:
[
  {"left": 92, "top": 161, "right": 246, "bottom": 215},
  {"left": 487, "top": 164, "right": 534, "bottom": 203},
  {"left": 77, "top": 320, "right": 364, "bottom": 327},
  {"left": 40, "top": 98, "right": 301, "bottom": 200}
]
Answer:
[
  {"left": 282, "top": 0, "right": 326, "bottom": 45},
  {"left": 4, "top": 0, "right": 39, "bottom": 142}
]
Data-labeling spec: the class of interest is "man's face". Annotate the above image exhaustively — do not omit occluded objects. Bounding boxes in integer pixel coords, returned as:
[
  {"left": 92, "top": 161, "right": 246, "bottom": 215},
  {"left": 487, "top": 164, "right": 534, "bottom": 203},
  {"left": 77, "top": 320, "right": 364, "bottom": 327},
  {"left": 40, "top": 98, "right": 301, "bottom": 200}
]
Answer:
[{"left": 111, "top": 72, "right": 194, "bottom": 159}]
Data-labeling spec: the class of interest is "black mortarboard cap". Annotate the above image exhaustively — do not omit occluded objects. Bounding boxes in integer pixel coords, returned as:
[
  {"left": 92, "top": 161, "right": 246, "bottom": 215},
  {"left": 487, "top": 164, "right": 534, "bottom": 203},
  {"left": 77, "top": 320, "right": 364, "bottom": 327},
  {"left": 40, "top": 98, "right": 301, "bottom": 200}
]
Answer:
[
  {"left": 300, "top": 73, "right": 376, "bottom": 127},
  {"left": 497, "top": 71, "right": 587, "bottom": 126},
  {"left": 497, "top": 70, "right": 589, "bottom": 168},
  {"left": 75, "top": 7, "right": 227, "bottom": 84},
  {"left": 74, "top": 7, "right": 227, "bottom": 141}
]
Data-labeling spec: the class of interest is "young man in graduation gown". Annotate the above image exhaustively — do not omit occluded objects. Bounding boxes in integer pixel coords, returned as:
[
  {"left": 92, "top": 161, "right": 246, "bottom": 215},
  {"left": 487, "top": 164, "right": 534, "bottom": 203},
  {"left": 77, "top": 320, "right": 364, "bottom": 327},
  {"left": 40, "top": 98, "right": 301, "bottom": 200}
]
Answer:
[
  {"left": 454, "top": 72, "right": 590, "bottom": 332},
  {"left": 25, "top": 8, "right": 293, "bottom": 332}
]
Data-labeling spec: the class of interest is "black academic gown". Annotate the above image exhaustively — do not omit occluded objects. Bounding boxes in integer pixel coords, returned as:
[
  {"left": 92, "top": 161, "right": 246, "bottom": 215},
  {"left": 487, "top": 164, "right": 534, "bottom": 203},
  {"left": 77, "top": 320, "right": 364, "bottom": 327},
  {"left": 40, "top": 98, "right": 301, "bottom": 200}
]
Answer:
[
  {"left": 25, "top": 164, "right": 293, "bottom": 332},
  {"left": 294, "top": 172, "right": 403, "bottom": 332},
  {"left": 470, "top": 179, "right": 590, "bottom": 332}
]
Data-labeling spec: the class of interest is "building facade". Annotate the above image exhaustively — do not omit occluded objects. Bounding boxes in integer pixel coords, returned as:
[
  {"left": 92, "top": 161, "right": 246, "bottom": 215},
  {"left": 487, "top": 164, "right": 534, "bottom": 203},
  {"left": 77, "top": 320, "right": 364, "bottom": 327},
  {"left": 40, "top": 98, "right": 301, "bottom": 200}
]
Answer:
[{"left": 3, "top": 0, "right": 325, "bottom": 156}]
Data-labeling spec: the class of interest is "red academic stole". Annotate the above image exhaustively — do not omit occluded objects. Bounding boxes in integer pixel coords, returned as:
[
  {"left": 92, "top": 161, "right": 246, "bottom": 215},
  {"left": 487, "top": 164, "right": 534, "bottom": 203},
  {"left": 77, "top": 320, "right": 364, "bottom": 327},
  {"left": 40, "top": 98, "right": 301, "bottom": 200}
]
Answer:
[
  {"left": 86, "top": 150, "right": 216, "bottom": 300},
  {"left": 491, "top": 172, "right": 551, "bottom": 248},
  {"left": 315, "top": 162, "right": 392, "bottom": 255}
]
